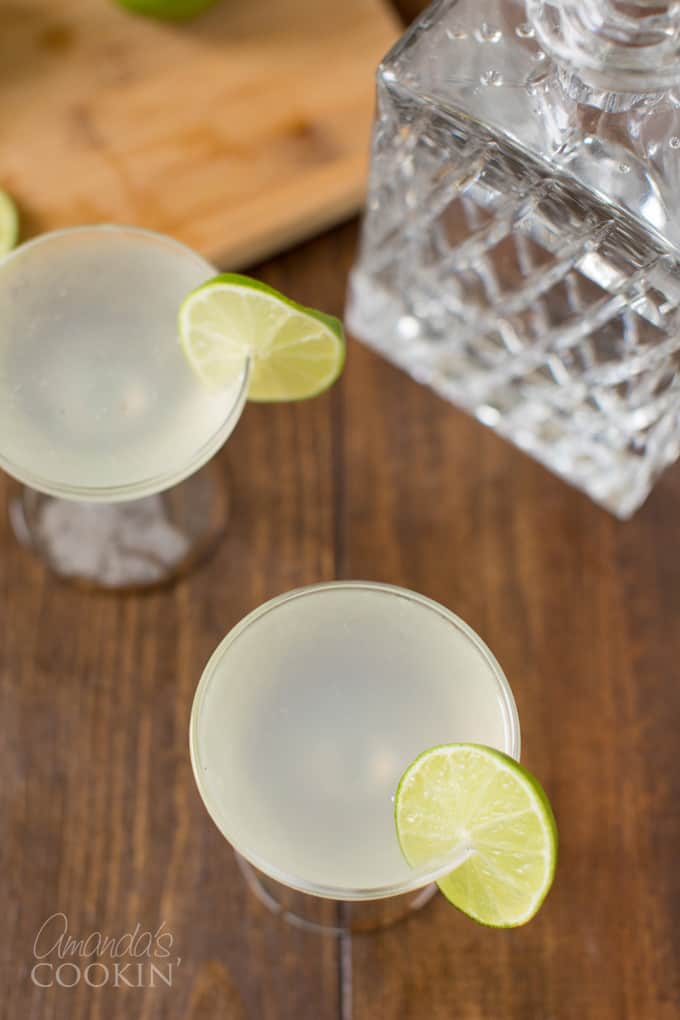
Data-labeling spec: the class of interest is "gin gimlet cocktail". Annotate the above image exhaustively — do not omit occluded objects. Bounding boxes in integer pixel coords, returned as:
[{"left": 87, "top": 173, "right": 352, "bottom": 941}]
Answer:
[
  {"left": 0, "top": 225, "right": 248, "bottom": 500},
  {"left": 0, "top": 223, "right": 344, "bottom": 587},
  {"left": 0, "top": 225, "right": 249, "bottom": 586},
  {"left": 190, "top": 582, "right": 520, "bottom": 928}
]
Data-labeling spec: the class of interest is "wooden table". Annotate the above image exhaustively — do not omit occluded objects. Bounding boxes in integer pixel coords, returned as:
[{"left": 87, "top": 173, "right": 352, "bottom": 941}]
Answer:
[{"left": 3, "top": 5, "right": 680, "bottom": 1019}]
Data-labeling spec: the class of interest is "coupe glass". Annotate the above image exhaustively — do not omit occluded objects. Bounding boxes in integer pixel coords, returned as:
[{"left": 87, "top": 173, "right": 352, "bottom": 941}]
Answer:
[
  {"left": 190, "top": 581, "right": 520, "bottom": 933},
  {"left": 0, "top": 224, "right": 249, "bottom": 588}
]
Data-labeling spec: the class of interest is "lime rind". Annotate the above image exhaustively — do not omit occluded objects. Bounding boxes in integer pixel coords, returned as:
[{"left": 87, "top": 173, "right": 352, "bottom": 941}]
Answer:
[
  {"left": 0, "top": 189, "right": 19, "bottom": 256},
  {"left": 179, "top": 272, "right": 345, "bottom": 403},
  {"left": 395, "top": 743, "right": 557, "bottom": 928},
  {"left": 115, "top": 0, "right": 218, "bottom": 19}
]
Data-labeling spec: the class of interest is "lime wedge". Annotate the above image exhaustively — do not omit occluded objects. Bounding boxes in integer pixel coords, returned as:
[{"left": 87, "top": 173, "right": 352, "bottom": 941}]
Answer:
[
  {"left": 179, "top": 273, "right": 345, "bottom": 402},
  {"left": 395, "top": 743, "right": 557, "bottom": 927},
  {"left": 115, "top": 0, "right": 218, "bottom": 19},
  {"left": 0, "top": 189, "right": 19, "bottom": 256}
]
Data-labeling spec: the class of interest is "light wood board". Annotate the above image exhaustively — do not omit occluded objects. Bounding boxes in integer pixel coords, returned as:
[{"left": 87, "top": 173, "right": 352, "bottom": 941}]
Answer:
[{"left": 0, "top": 0, "right": 400, "bottom": 265}]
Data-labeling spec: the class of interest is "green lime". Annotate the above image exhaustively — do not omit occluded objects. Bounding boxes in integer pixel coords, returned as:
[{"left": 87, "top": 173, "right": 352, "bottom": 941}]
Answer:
[
  {"left": 395, "top": 743, "right": 557, "bottom": 927},
  {"left": 179, "top": 273, "right": 345, "bottom": 402},
  {"left": 0, "top": 189, "right": 19, "bottom": 256},
  {"left": 115, "top": 0, "right": 218, "bottom": 19}
]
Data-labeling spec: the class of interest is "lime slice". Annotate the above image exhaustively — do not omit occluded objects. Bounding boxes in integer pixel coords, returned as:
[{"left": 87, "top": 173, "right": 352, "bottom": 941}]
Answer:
[
  {"left": 179, "top": 273, "right": 345, "bottom": 402},
  {"left": 395, "top": 743, "right": 557, "bottom": 927},
  {"left": 0, "top": 189, "right": 19, "bottom": 256},
  {"left": 115, "top": 0, "right": 218, "bottom": 19}
]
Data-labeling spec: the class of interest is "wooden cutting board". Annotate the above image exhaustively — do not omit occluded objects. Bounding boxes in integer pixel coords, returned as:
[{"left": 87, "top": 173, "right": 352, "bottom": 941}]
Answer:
[{"left": 0, "top": 0, "right": 400, "bottom": 266}]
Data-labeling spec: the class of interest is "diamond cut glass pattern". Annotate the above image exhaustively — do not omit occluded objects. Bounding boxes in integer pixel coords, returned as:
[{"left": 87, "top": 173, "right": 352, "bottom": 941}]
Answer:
[{"left": 347, "top": 0, "right": 680, "bottom": 516}]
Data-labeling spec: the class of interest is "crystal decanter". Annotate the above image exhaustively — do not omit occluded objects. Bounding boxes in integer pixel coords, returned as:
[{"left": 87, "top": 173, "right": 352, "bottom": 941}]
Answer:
[{"left": 347, "top": 0, "right": 680, "bottom": 516}]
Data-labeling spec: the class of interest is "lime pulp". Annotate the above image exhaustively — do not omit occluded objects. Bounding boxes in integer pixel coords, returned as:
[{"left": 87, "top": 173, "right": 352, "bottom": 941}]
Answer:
[
  {"left": 0, "top": 189, "right": 19, "bottom": 256},
  {"left": 395, "top": 743, "right": 557, "bottom": 927},
  {"left": 179, "top": 273, "right": 345, "bottom": 402}
]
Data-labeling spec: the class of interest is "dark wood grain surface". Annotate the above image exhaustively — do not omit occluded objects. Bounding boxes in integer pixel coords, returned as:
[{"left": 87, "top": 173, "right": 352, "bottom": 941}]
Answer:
[{"left": 3, "top": 2, "right": 680, "bottom": 1018}]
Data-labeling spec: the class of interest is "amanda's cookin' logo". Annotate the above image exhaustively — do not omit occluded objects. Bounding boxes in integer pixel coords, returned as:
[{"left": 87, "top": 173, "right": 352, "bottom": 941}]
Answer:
[{"left": 31, "top": 913, "right": 181, "bottom": 989}]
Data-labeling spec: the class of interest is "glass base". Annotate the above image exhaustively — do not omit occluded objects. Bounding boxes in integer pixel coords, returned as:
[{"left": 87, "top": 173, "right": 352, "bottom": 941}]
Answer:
[
  {"left": 8, "top": 462, "right": 229, "bottom": 590},
  {"left": 236, "top": 855, "right": 437, "bottom": 935}
]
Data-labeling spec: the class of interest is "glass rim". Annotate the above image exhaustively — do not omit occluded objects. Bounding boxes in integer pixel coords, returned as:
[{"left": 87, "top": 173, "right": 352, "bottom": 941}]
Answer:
[
  {"left": 189, "top": 580, "right": 521, "bottom": 902},
  {"left": 0, "top": 223, "right": 250, "bottom": 503}
]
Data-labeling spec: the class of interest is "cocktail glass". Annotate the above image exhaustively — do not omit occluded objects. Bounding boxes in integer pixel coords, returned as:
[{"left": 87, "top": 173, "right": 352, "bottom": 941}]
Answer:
[
  {"left": 0, "top": 224, "right": 249, "bottom": 589},
  {"left": 190, "top": 581, "right": 520, "bottom": 933}
]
